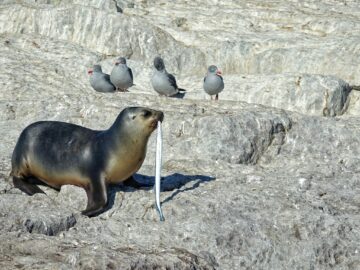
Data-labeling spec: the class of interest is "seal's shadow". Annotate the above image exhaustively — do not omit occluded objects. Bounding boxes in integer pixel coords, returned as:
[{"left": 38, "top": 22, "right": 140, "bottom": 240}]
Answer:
[{"left": 106, "top": 173, "right": 215, "bottom": 211}]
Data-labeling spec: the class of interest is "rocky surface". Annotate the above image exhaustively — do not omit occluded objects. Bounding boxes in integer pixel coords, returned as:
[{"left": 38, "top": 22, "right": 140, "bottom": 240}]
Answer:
[{"left": 1, "top": 0, "right": 360, "bottom": 269}]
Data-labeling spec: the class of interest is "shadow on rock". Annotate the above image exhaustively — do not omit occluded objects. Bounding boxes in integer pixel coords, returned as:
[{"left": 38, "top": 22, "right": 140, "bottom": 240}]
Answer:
[
  {"left": 135, "top": 173, "right": 215, "bottom": 204},
  {"left": 103, "top": 173, "right": 215, "bottom": 214}
]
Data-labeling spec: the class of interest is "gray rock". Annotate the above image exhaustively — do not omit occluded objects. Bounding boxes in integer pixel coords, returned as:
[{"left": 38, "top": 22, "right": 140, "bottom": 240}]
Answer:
[
  {"left": 219, "top": 74, "right": 351, "bottom": 117},
  {"left": 0, "top": 192, "right": 77, "bottom": 236},
  {"left": 1, "top": 1, "right": 360, "bottom": 269}
]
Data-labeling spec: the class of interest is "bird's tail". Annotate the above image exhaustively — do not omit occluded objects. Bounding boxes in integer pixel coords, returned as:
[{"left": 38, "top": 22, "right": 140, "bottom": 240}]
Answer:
[{"left": 178, "top": 88, "right": 186, "bottom": 92}]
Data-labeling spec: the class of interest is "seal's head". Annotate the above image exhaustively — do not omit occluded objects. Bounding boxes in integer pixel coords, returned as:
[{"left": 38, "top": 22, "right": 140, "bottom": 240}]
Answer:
[
  {"left": 154, "top": 57, "right": 165, "bottom": 71},
  {"left": 115, "top": 107, "right": 164, "bottom": 139}
]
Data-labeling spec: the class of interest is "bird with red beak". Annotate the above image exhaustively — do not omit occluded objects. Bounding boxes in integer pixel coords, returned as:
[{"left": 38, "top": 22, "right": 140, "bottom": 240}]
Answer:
[
  {"left": 203, "top": 65, "right": 224, "bottom": 100},
  {"left": 88, "top": 65, "right": 116, "bottom": 93}
]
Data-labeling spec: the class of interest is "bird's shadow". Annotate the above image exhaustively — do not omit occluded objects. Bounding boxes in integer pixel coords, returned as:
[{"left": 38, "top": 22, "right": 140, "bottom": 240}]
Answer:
[{"left": 105, "top": 173, "right": 215, "bottom": 211}]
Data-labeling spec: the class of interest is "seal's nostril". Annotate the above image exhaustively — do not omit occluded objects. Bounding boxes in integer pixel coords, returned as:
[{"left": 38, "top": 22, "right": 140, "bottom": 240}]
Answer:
[{"left": 158, "top": 112, "right": 164, "bottom": 122}]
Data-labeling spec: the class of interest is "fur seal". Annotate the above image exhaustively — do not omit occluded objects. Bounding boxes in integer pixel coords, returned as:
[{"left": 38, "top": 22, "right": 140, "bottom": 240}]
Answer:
[{"left": 11, "top": 107, "right": 164, "bottom": 217}]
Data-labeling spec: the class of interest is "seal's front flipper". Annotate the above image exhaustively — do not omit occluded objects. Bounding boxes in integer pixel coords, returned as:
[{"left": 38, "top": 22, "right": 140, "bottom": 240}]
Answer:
[
  {"left": 82, "top": 178, "right": 108, "bottom": 217},
  {"left": 13, "top": 176, "right": 45, "bottom": 195},
  {"left": 81, "top": 206, "right": 107, "bottom": 217}
]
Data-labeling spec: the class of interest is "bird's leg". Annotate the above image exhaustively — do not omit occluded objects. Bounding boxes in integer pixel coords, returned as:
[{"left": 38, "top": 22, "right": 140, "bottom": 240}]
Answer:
[{"left": 215, "top": 94, "right": 219, "bottom": 100}]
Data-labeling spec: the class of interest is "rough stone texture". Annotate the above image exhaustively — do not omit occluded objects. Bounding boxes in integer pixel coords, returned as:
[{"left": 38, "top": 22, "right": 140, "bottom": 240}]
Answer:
[
  {"left": 1, "top": 1, "right": 360, "bottom": 269},
  {"left": 220, "top": 74, "right": 351, "bottom": 117}
]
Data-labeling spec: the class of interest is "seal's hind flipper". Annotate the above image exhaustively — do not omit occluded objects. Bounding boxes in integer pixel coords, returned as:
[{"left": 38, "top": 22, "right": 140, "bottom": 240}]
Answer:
[
  {"left": 13, "top": 176, "right": 45, "bottom": 195},
  {"left": 27, "top": 176, "right": 61, "bottom": 192}
]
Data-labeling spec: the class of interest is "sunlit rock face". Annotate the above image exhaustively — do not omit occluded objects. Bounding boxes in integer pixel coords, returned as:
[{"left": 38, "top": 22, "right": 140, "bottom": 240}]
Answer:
[{"left": 1, "top": 1, "right": 360, "bottom": 269}]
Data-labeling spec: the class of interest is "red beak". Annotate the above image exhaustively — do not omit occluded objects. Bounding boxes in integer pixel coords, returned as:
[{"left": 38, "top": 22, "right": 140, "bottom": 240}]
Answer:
[
  {"left": 216, "top": 69, "right": 222, "bottom": 76},
  {"left": 87, "top": 69, "right": 93, "bottom": 75}
]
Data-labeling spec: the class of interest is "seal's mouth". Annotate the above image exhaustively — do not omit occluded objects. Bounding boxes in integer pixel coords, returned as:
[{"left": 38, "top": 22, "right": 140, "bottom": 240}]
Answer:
[
  {"left": 149, "top": 111, "right": 164, "bottom": 130},
  {"left": 150, "top": 120, "right": 158, "bottom": 130}
]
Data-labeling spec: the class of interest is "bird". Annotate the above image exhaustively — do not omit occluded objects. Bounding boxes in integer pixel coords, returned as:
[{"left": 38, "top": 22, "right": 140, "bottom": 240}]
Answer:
[
  {"left": 203, "top": 65, "right": 224, "bottom": 100},
  {"left": 151, "top": 56, "right": 185, "bottom": 97},
  {"left": 88, "top": 65, "right": 116, "bottom": 93},
  {"left": 110, "top": 57, "right": 133, "bottom": 92}
]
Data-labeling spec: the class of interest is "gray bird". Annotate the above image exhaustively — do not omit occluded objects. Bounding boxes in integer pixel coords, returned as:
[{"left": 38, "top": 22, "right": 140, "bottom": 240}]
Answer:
[
  {"left": 151, "top": 56, "right": 184, "bottom": 97},
  {"left": 110, "top": 57, "right": 133, "bottom": 92},
  {"left": 203, "top": 65, "right": 224, "bottom": 100},
  {"left": 88, "top": 65, "right": 116, "bottom": 93}
]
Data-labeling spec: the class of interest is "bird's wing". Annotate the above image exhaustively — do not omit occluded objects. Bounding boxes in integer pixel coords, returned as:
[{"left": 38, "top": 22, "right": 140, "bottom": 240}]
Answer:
[
  {"left": 104, "top": 73, "right": 112, "bottom": 83},
  {"left": 167, "top": 73, "right": 178, "bottom": 89},
  {"left": 128, "top": 67, "right": 133, "bottom": 81}
]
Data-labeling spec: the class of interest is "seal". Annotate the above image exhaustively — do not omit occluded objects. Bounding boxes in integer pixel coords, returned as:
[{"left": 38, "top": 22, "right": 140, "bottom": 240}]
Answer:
[{"left": 11, "top": 107, "right": 164, "bottom": 217}]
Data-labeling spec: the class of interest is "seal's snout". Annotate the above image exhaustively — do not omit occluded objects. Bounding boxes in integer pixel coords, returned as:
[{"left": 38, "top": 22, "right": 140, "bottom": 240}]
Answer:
[
  {"left": 148, "top": 111, "right": 164, "bottom": 130},
  {"left": 157, "top": 111, "right": 164, "bottom": 122}
]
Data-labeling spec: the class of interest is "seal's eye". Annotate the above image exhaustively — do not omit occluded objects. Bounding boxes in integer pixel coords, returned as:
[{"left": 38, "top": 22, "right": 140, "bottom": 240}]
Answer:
[{"left": 142, "top": 110, "right": 152, "bottom": 118}]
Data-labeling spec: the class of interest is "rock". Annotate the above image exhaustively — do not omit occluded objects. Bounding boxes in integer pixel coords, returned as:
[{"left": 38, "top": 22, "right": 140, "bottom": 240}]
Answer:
[
  {"left": 0, "top": 2, "right": 205, "bottom": 75},
  {"left": 127, "top": 0, "right": 360, "bottom": 84},
  {"left": 344, "top": 90, "right": 360, "bottom": 116},
  {"left": 0, "top": 193, "right": 77, "bottom": 236},
  {"left": 164, "top": 109, "right": 292, "bottom": 164},
  {"left": 1, "top": 0, "right": 360, "bottom": 269},
  {"left": 220, "top": 74, "right": 351, "bottom": 117}
]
